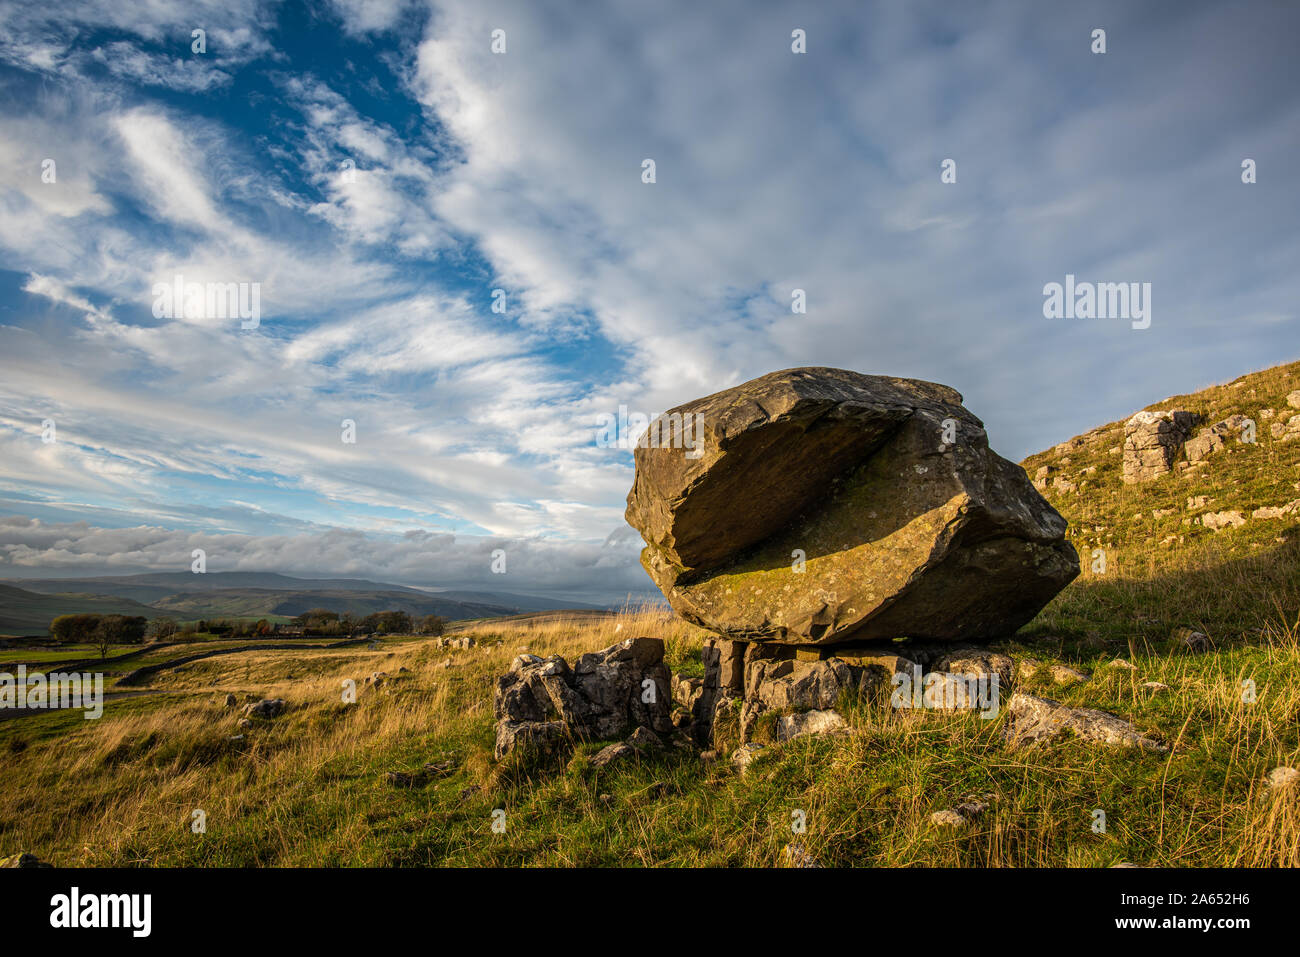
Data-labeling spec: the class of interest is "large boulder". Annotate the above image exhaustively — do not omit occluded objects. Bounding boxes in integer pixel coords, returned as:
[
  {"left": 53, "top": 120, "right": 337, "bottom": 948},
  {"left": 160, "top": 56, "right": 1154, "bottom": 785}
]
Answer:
[{"left": 624, "top": 368, "right": 1078, "bottom": 645}]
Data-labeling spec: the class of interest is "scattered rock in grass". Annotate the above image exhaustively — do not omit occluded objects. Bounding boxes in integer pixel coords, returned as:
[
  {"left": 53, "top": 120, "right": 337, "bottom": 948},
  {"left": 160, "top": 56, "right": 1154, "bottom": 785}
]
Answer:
[
  {"left": 591, "top": 743, "right": 636, "bottom": 768},
  {"left": 731, "top": 742, "right": 766, "bottom": 774},
  {"left": 1173, "top": 628, "right": 1211, "bottom": 652},
  {"left": 1003, "top": 693, "right": 1165, "bottom": 752},
  {"left": 1017, "top": 658, "right": 1041, "bottom": 680},
  {"left": 1252, "top": 500, "right": 1300, "bottom": 520},
  {"left": 1267, "top": 767, "right": 1300, "bottom": 790},
  {"left": 1049, "top": 665, "right": 1089, "bottom": 685},
  {"left": 1141, "top": 682, "right": 1169, "bottom": 692},
  {"left": 237, "top": 718, "right": 252, "bottom": 729},
  {"left": 931, "top": 793, "right": 994, "bottom": 828},
  {"left": 1109, "top": 658, "right": 1137, "bottom": 671},
  {"left": 385, "top": 769, "right": 425, "bottom": 788},
  {"left": 0, "top": 852, "right": 51, "bottom": 868},
  {"left": 1111, "top": 862, "right": 1141, "bottom": 868},
  {"left": 223, "top": 693, "right": 238, "bottom": 708},
  {"left": 774, "top": 708, "right": 847, "bottom": 743},
  {"left": 1287, "top": 390, "right": 1300, "bottom": 409},
  {"left": 930, "top": 808, "right": 968, "bottom": 828},
  {"left": 627, "top": 726, "right": 665, "bottom": 752},
  {"left": 1186, "top": 495, "right": 1211, "bottom": 510},
  {"left": 1203, "top": 510, "right": 1247, "bottom": 531},
  {"left": 241, "top": 698, "right": 286, "bottom": 719},
  {"left": 784, "top": 842, "right": 823, "bottom": 868}
]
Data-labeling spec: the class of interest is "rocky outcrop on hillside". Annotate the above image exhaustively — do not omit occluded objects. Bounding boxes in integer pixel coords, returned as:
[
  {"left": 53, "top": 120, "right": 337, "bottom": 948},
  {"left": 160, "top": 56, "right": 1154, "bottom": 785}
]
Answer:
[
  {"left": 625, "top": 368, "right": 1079, "bottom": 646},
  {"left": 492, "top": 636, "right": 673, "bottom": 761},
  {"left": 1122, "top": 410, "right": 1200, "bottom": 483}
]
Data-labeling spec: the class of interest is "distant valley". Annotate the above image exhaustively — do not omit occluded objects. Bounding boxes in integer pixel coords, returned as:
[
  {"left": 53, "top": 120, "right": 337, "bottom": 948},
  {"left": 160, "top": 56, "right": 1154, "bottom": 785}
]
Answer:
[{"left": 0, "top": 572, "right": 601, "bottom": 635}]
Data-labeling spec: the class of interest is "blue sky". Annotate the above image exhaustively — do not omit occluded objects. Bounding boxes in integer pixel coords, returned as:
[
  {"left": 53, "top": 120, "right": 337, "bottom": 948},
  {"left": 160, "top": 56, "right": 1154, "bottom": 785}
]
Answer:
[{"left": 0, "top": 0, "right": 1297, "bottom": 602}]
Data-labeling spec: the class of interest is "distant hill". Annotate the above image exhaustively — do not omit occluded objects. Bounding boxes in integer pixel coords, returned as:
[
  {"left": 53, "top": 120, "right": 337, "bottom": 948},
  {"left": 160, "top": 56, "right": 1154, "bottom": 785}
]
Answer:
[
  {"left": 147, "top": 588, "right": 515, "bottom": 621},
  {"left": 0, "top": 572, "right": 603, "bottom": 622},
  {"left": 1, "top": 572, "right": 430, "bottom": 604},
  {"left": 0, "top": 583, "right": 163, "bottom": 634},
  {"left": 415, "top": 589, "right": 602, "bottom": 612}
]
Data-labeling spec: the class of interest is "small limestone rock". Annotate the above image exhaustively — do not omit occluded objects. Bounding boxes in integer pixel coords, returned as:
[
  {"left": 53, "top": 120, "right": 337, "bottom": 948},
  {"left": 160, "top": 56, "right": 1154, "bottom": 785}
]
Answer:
[
  {"left": 1203, "top": 510, "right": 1246, "bottom": 531},
  {"left": 591, "top": 742, "right": 636, "bottom": 768},
  {"left": 1141, "top": 682, "right": 1169, "bottom": 691},
  {"left": 241, "top": 698, "right": 286, "bottom": 719},
  {"left": 930, "top": 809, "right": 967, "bottom": 828},
  {"left": 1287, "top": 390, "right": 1300, "bottom": 410},
  {"left": 731, "top": 742, "right": 767, "bottom": 774},
  {"left": 774, "top": 708, "right": 847, "bottom": 743},
  {"left": 1174, "top": 628, "right": 1211, "bottom": 652},
  {"left": 1003, "top": 693, "right": 1165, "bottom": 752},
  {"left": 0, "top": 852, "right": 52, "bottom": 868},
  {"left": 1268, "top": 766, "right": 1300, "bottom": 790},
  {"left": 1109, "top": 658, "right": 1137, "bottom": 671},
  {"left": 1049, "top": 665, "right": 1089, "bottom": 685},
  {"left": 626, "top": 726, "right": 665, "bottom": 752},
  {"left": 1017, "top": 658, "right": 1041, "bottom": 681}
]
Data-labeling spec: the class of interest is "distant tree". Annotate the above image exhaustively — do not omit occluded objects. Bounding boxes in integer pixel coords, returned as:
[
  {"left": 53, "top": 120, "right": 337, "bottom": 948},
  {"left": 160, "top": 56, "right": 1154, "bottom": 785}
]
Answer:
[
  {"left": 361, "top": 610, "right": 412, "bottom": 635},
  {"left": 145, "top": 617, "right": 180, "bottom": 641},
  {"left": 293, "top": 609, "right": 341, "bottom": 634},
  {"left": 254, "top": 618, "right": 272, "bottom": 637},
  {"left": 418, "top": 615, "right": 446, "bottom": 637},
  {"left": 49, "top": 613, "right": 103, "bottom": 645},
  {"left": 98, "top": 615, "right": 147, "bottom": 644}
]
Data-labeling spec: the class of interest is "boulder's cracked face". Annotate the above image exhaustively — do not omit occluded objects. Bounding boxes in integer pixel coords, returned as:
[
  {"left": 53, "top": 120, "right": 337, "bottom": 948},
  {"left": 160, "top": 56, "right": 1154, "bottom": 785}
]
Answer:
[{"left": 625, "top": 367, "right": 1080, "bottom": 645}]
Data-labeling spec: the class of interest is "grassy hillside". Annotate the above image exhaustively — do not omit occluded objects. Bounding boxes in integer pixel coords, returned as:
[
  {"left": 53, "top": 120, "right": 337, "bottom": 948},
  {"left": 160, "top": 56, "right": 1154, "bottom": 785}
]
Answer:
[
  {"left": 1, "top": 604, "right": 1296, "bottom": 867},
  {"left": 148, "top": 588, "right": 515, "bottom": 621},
  {"left": 1022, "top": 358, "right": 1300, "bottom": 569},
  {"left": 0, "top": 583, "right": 163, "bottom": 635}
]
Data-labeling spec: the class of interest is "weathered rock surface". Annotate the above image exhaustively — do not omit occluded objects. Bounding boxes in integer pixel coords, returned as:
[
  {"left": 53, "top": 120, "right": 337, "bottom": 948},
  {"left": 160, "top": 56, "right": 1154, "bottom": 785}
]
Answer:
[
  {"left": 1003, "top": 693, "right": 1164, "bottom": 751},
  {"left": 1202, "top": 510, "right": 1246, "bottom": 531},
  {"left": 774, "top": 708, "right": 847, "bottom": 742},
  {"left": 0, "top": 851, "right": 51, "bottom": 868},
  {"left": 242, "top": 698, "right": 286, "bottom": 719},
  {"left": 1122, "top": 410, "right": 1199, "bottom": 483},
  {"left": 625, "top": 368, "right": 1079, "bottom": 644},
  {"left": 1185, "top": 414, "right": 1253, "bottom": 463},
  {"left": 492, "top": 636, "right": 672, "bottom": 761}
]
